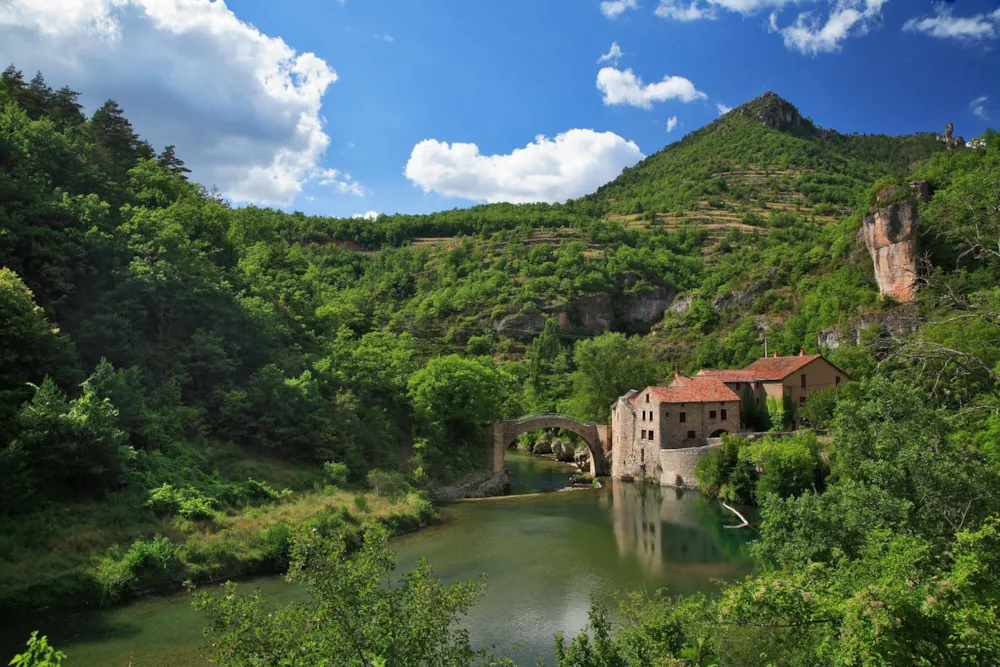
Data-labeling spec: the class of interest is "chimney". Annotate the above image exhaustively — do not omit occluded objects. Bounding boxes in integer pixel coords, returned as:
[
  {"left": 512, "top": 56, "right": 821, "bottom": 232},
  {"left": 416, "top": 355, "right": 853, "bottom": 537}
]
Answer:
[
  {"left": 764, "top": 338, "right": 768, "bottom": 358},
  {"left": 674, "top": 363, "right": 681, "bottom": 377},
  {"left": 800, "top": 347, "right": 805, "bottom": 357},
  {"left": 773, "top": 351, "right": 778, "bottom": 358}
]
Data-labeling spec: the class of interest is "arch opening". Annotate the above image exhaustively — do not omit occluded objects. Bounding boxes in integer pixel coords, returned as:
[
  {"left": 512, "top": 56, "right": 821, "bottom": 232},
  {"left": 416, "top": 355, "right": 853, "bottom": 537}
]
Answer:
[
  {"left": 708, "top": 429, "right": 729, "bottom": 438},
  {"left": 493, "top": 414, "right": 608, "bottom": 477}
]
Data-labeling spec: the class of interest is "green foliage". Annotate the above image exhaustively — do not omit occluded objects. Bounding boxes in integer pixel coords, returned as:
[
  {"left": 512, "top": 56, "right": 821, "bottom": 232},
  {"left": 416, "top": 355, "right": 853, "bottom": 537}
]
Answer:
[
  {"left": 8, "top": 632, "right": 65, "bottom": 667},
  {"left": 562, "top": 333, "right": 658, "bottom": 422},
  {"left": 798, "top": 385, "right": 840, "bottom": 428},
  {"left": 765, "top": 394, "right": 794, "bottom": 431},
  {"left": 194, "top": 524, "right": 489, "bottom": 666},
  {"left": 95, "top": 535, "right": 180, "bottom": 605},
  {"left": 323, "top": 461, "right": 350, "bottom": 488},
  {"left": 366, "top": 469, "right": 411, "bottom": 501},
  {"left": 696, "top": 433, "right": 822, "bottom": 504}
]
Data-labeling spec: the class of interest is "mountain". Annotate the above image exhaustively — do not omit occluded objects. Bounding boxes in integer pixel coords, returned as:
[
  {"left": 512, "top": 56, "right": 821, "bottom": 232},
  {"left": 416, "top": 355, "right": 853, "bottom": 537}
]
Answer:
[{"left": 584, "top": 92, "right": 945, "bottom": 224}]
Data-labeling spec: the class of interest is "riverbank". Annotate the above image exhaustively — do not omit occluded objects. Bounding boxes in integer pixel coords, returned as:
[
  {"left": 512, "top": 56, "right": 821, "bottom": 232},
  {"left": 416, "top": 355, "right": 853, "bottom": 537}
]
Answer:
[{"left": 0, "top": 468, "right": 435, "bottom": 615}]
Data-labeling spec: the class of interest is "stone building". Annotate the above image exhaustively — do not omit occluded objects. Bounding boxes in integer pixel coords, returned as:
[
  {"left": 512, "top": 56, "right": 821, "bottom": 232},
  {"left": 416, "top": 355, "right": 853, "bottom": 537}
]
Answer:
[
  {"left": 611, "top": 374, "right": 740, "bottom": 487},
  {"left": 611, "top": 351, "right": 851, "bottom": 487},
  {"left": 697, "top": 350, "right": 850, "bottom": 430}
]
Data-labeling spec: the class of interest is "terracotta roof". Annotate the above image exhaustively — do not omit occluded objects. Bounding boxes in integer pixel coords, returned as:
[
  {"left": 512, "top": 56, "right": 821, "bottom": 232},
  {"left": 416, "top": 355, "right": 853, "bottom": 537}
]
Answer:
[
  {"left": 643, "top": 376, "right": 740, "bottom": 404},
  {"left": 742, "top": 354, "right": 823, "bottom": 380},
  {"left": 697, "top": 369, "right": 759, "bottom": 383}
]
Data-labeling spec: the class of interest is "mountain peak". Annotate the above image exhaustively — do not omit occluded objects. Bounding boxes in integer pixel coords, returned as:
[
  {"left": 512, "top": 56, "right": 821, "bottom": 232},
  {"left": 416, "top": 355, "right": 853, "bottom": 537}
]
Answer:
[{"left": 728, "top": 91, "right": 816, "bottom": 136}]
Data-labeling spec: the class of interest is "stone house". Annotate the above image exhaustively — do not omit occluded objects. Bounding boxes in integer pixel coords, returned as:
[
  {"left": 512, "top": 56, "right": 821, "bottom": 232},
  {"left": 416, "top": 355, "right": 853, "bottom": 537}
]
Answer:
[
  {"left": 697, "top": 350, "right": 851, "bottom": 430},
  {"left": 611, "top": 374, "right": 741, "bottom": 486},
  {"left": 611, "top": 352, "right": 851, "bottom": 487}
]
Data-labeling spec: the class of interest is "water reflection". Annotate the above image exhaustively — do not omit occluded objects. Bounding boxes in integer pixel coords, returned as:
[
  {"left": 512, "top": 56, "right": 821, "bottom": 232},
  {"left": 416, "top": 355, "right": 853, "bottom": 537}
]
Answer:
[{"left": 604, "top": 482, "right": 754, "bottom": 579}]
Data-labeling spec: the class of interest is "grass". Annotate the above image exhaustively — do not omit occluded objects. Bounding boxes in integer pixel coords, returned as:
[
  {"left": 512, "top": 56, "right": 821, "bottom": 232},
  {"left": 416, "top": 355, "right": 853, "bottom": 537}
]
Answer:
[{"left": 0, "top": 446, "right": 436, "bottom": 614}]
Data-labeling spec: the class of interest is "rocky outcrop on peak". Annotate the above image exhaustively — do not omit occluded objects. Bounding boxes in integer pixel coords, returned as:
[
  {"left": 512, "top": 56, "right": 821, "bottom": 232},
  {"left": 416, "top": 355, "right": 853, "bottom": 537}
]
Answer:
[
  {"left": 571, "top": 293, "right": 614, "bottom": 334},
  {"left": 669, "top": 294, "right": 694, "bottom": 315},
  {"left": 735, "top": 92, "right": 817, "bottom": 137},
  {"left": 862, "top": 183, "right": 924, "bottom": 302}
]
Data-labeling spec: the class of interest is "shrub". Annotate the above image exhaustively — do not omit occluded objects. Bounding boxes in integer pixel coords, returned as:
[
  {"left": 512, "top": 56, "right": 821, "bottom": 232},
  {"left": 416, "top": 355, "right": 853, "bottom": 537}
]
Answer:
[
  {"left": 465, "top": 335, "right": 492, "bottom": 355},
  {"left": 695, "top": 435, "right": 744, "bottom": 495},
  {"left": 146, "top": 483, "right": 182, "bottom": 516},
  {"left": 323, "top": 461, "right": 349, "bottom": 488},
  {"left": 94, "top": 535, "right": 180, "bottom": 605},
  {"left": 260, "top": 523, "right": 293, "bottom": 569},
  {"left": 366, "top": 469, "right": 411, "bottom": 501},
  {"left": 353, "top": 495, "right": 369, "bottom": 513},
  {"left": 744, "top": 434, "right": 820, "bottom": 500},
  {"left": 799, "top": 386, "right": 840, "bottom": 429},
  {"left": 8, "top": 632, "right": 65, "bottom": 667}
]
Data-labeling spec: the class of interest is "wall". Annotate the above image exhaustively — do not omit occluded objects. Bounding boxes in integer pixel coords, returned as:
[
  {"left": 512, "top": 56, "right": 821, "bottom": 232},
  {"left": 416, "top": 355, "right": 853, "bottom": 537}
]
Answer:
[
  {"left": 611, "top": 397, "right": 642, "bottom": 479},
  {"left": 658, "top": 443, "right": 720, "bottom": 488},
  {"left": 656, "top": 400, "right": 739, "bottom": 449},
  {"left": 781, "top": 358, "right": 847, "bottom": 426}
]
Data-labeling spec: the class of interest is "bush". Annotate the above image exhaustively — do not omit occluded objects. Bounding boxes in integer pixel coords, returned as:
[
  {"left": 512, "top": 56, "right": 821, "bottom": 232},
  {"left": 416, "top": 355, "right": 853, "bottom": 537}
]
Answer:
[
  {"left": 799, "top": 386, "right": 840, "bottom": 429},
  {"left": 8, "top": 632, "right": 65, "bottom": 667},
  {"left": 323, "top": 461, "right": 349, "bottom": 488},
  {"left": 695, "top": 435, "right": 744, "bottom": 495},
  {"left": 744, "top": 434, "right": 820, "bottom": 500},
  {"left": 353, "top": 495, "right": 369, "bottom": 513},
  {"left": 465, "top": 335, "right": 492, "bottom": 355},
  {"left": 366, "top": 469, "right": 411, "bottom": 501},
  {"left": 94, "top": 535, "right": 180, "bottom": 605}
]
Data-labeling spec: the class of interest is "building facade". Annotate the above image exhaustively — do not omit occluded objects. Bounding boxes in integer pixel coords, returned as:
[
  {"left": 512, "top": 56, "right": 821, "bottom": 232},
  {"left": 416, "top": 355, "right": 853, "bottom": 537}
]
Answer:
[{"left": 611, "top": 352, "right": 851, "bottom": 487}]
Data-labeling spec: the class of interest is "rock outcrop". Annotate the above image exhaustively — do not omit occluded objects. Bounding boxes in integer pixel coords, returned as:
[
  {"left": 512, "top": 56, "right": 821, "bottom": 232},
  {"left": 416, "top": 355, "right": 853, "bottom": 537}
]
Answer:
[
  {"left": 862, "top": 184, "right": 923, "bottom": 302},
  {"left": 818, "top": 305, "right": 920, "bottom": 350},
  {"left": 713, "top": 279, "right": 772, "bottom": 312},
  {"left": 621, "top": 285, "right": 676, "bottom": 327},
  {"left": 429, "top": 470, "right": 510, "bottom": 501},
  {"left": 492, "top": 308, "right": 545, "bottom": 339},
  {"left": 571, "top": 294, "right": 614, "bottom": 334},
  {"left": 669, "top": 294, "right": 694, "bottom": 315}
]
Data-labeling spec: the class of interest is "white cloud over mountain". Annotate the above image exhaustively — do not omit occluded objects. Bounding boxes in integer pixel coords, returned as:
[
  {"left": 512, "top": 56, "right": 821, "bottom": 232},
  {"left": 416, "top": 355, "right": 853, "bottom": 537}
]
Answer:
[
  {"left": 0, "top": 0, "right": 353, "bottom": 207},
  {"left": 597, "top": 67, "right": 707, "bottom": 109},
  {"left": 404, "top": 130, "right": 644, "bottom": 204}
]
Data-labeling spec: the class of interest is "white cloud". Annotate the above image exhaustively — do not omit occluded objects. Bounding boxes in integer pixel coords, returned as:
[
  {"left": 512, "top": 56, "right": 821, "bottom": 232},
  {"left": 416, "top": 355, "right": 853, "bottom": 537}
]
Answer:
[
  {"left": 666, "top": 116, "right": 678, "bottom": 132},
  {"left": 779, "top": 0, "right": 887, "bottom": 55},
  {"left": 404, "top": 129, "right": 644, "bottom": 204},
  {"left": 600, "top": 0, "right": 639, "bottom": 19},
  {"left": 352, "top": 211, "right": 379, "bottom": 220},
  {"left": 903, "top": 6, "right": 999, "bottom": 42},
  {"left": 716, "top": 102, "right": 733, "bottom": 115},
  {"left": 311, "top": 168, "right": 366, "bottom": 196},
  {"left": 374, "top": 32, "right": 394, "bottom": 42},
  {"left": 597, "top": 42, "right": 624, "bottom": 65},
  {"left": 656, "top": 0, "right": 888, "bottom": 53},
  {"left": 0, "top": 0, "right": 351, "bottom": 207},
  {"left": 655, "top": 1, "right": 716, "bottom": 21},
  {"left": 596, "top": 67, "right": 707, "bottom": 109},
  {"left": 971, "top": 95, "right": 990, "bottom": 120}
]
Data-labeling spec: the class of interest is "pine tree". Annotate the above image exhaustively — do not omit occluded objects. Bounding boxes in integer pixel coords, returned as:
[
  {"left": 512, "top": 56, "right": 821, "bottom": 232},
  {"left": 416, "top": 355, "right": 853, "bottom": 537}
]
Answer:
[
  {"left": 48, "top": 86, "right": 85, "bottom": 128},
  {"left": 158, "top": 144, "right": 192, "bottom": 178}
]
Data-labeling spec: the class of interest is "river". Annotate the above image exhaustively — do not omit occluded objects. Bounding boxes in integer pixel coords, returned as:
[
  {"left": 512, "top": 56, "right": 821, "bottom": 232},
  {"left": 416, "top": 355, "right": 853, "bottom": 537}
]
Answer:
[{"left": 1, "top": 451, "right": 756, "bottom": 666}]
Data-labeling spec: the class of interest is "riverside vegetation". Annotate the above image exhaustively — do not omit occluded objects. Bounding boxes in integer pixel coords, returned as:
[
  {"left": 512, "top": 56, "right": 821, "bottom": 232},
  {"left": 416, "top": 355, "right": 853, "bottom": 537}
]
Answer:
[{"left": 3, "top": 66, "right": 1000, "bottom": 665}]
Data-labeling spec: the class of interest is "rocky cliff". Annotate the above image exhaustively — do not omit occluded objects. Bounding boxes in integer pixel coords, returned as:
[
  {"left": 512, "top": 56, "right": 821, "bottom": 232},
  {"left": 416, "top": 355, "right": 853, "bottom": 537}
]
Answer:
[{"left": 862, "top": 183, "right": 925, "bottom": 302}]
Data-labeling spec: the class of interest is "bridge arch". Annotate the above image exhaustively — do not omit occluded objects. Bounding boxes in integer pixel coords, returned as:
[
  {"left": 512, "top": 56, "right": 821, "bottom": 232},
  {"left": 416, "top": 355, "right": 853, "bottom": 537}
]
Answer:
[{"left": 493, "top": 414, "right": 610, "bottom": 477}]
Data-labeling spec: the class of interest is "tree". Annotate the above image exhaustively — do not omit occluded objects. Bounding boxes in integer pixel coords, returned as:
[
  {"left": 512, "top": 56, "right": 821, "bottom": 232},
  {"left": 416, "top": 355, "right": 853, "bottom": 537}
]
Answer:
[
  {"left": 0, "top": 268, "right": 76, "bottom": 439},
  {"left": 195, "top": 524, "right": 490, "bottom": 667},
  {"left": 157, "top": 145, "right": 191, "bottom": 178},
  {"left": 525, "top": 318, "right": 571, "bottom": 412},
  {"left": 562, "top": 333, "right": 657, "bottom": 422}
]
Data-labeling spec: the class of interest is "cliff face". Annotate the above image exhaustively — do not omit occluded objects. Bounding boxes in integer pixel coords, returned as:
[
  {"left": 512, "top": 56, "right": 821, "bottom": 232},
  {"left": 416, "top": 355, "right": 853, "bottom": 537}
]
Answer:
[{"left": 862, "top": 185, "right": 924, "bottom": 302}]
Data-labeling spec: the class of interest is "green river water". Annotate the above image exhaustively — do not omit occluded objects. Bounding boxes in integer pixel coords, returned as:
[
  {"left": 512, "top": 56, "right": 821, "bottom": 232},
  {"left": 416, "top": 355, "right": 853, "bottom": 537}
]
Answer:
[{"left": 1, "top": 451, "right": 755, "bottom": 666}]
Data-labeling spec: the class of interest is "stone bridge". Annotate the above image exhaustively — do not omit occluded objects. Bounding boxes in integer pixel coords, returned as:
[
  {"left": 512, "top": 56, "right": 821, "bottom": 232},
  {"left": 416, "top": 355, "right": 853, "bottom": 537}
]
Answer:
[{"left": 493, "top": 414, "right": 611, "bottom": 476}]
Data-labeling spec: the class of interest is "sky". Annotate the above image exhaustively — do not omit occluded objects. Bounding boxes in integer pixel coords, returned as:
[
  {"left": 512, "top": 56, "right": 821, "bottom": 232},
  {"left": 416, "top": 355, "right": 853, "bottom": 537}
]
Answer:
[{"left": 1, "top": 0, "right": 998, "bottom": 219}]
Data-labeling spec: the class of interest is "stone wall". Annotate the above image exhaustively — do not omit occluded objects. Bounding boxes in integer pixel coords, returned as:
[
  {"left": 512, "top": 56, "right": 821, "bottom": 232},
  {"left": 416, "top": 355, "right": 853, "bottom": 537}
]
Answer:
[
  {"left": 658, "top": 444, "right": 719, "bottom": 488},
  {"left": 611, "top": 396, "right": 642, "bottom": 479}
]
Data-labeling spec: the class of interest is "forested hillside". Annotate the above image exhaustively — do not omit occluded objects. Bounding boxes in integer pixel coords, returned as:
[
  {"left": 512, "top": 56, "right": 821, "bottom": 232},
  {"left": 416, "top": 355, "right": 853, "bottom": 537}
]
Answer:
[{"left": 3, "top": 63, "right": 1000, "bottom": 663}]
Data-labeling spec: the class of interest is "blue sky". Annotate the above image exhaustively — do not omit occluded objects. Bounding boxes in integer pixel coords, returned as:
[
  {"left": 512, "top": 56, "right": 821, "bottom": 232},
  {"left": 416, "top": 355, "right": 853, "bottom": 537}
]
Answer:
[{"left": 1, "top": 0, "right": 998, "bottom": 218}]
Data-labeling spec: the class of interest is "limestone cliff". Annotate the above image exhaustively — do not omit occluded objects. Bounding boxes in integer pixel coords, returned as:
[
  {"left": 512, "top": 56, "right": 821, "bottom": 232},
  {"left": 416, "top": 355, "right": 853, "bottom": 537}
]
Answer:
[{"left": 862, "top": 184, "right": 924, "bottom": 302}]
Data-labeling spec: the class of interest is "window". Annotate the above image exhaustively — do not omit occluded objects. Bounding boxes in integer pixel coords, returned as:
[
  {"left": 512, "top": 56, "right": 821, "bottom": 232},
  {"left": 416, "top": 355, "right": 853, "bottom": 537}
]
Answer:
[
  {"left": 734, "top": 382, "right": 741, "bottom": 390},
  {"left": 755, "top": 398, "right": 760, "bottom": 405},
  {"left": 642, "top": 410, "right": 646, "bottom": 421},
  {"left": 640, "top": 430, "right": 646, "bottom": 440},
  {"left": 801, "top": 374, "right": 807, "bottom": 388},
  {"left": 709, "top": 410, "right": 717, "bottom": 419},
  {"left": 799, "top": 396, "right": 806, "bottom": 405},
  {"left": 640, "top": 449, "right": 644, "bottom": 463},
  {"left": 679, "top": 412, "right": 686, "bottom": 423},
  {"left": 835, "top": 376, "right": 841, "bottom": 386},
  {"left": 721, "top": 409, "right": 728, "bottom": 420},
  {"left": 646, "top": 394, "right": 649, "bottom": 403},
  {"left": 687, "top": 430, "right": 696, "bottom": 439},
  {"left": 756, "top": 381, "right": 762, "bottom": 389}
]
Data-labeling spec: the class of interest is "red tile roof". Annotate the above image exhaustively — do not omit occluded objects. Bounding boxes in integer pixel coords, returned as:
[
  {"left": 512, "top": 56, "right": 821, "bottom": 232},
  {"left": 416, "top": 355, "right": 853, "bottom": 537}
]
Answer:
[
  {"left": 743, "top": 354, "right": 823, "bottom": 380},
  {"left": 696, "top": 369, "right": 759, "bottom": 382},
  {"left": 641, "top": 376, "right": 740, "bottom": 404}
]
